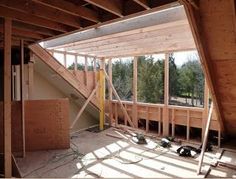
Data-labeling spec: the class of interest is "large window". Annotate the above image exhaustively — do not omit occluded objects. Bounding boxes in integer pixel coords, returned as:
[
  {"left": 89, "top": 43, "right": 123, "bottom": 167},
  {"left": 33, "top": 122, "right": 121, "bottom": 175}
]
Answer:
[
  {"left": 137, "top": 54, "right": 165, "bottom": 103},
  {"left": 112, "top": 57, "right": 133, "bottom": 101},
  {"left": 169, "top": 51, "right": 205, "bottom": 107}
]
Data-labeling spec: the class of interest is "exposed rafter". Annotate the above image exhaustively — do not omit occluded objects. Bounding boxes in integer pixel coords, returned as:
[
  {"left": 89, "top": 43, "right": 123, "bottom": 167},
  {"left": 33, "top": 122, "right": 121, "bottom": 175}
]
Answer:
[
  {"left": 0, "top": 0, "right": 81, "bottom": 28},
  {"left": 32, "top": 0, "right": 99, "bottom": 23},
  {"left": 0, "top": 6, "right": 71, "bottom": 32},
  {"left": 84, "top": 0, "right": 123, "bottom": 17},
  {"left": 0, "top": 25, "right": 47, "bottom": 40},
  {"left": 132, "top": 0, "right": 150, "bottom": 10}
]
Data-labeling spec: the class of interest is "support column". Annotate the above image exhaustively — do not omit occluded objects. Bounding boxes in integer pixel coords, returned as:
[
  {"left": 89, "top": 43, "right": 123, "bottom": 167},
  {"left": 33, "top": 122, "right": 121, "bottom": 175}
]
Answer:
[
  {"left": 4, "top": 17, "right": 12, "bottom": 178},
  {"left": 20, "top": 39, "right": 25, "bottom": 158},
  {"left": 202, "top": 79, "right": 209, "bottom": 141},
  {"left": 28, "top": 53, "right": 34, "bottom": 100},
  {"left": 99, "top": 58, "right": 105, "bottom": 130},
  {"left": 108, "top": 59, "right": 113, "bottom": 126},
  {"left": 84, "top": 56, "right": 88, "bottom": 86},
  {"left": 133, "top": 57, "right": 138, "bottom": 128},
  {"left": 163, "top": 53, "right": 169, "bottom": 136}
]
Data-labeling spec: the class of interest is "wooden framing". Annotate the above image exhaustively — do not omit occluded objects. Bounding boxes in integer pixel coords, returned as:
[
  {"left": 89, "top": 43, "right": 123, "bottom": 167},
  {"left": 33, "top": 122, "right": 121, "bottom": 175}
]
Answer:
[
  {"left": 70, "top": 83, "right": 99, "bottom": 129},
  {"left": 181, "top": 0, "right": 225, "bottom": 132},
  {"left": 197, "top": 104, "right": 214, "bottom": 174},
  {"left": 108, "top": 59, "right": 113, "bottom": 125},
  {"left": 99, "top": 59, "right": 105, "bottom": 130},
  {"left": 133, "top": 57, "right": 138, "bottom": 128},
  {"left": 163, "top": 53, "right": 169, "bottom": 136},
  {"left": 4, "top": 17, "right": 12, "bottom": 178},
  {"left": 32, "top": 0, "right": 99, "bottom": 23},
  {"left": 84, "top": 56, "right": 88, "bottom": 86},
  {"left": 20, "top": 39, "right": 25, "bottom": 157},
  {"left": 132, "top": 0, "right": 150, "bottom": 10},
  {"left": 83, "top": 0, "right": 123, "bottom": 17},
  {"left": 104, "top": 70, "right": 135, "bottom": 128},
  {"left": 28, "top": 53, "right": 34, "bottom": 99}
]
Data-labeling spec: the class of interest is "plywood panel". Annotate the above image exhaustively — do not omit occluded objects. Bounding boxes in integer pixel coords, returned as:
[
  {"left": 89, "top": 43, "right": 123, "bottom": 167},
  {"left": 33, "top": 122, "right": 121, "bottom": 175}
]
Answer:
[{"left": 25, "top": 99, "right": 70, "bottom": 151}]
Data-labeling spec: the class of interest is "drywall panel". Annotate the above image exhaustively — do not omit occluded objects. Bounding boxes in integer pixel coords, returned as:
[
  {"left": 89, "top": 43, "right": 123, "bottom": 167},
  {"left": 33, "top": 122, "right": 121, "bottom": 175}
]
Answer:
[{"left": 33, "top": 70, "right": 97, "bottom": 132}]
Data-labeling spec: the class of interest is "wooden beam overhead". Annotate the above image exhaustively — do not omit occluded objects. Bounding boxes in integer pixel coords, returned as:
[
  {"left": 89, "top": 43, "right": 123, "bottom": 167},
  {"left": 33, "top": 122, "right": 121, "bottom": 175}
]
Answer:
[
  {"left": 0, "top": 0, "right": 81, "bottom": 28},
  {"left": 132, "top": 0, "right": 150, "bottom": 10},
  {"left": 13, "top": 21, "right": 59, "bottom": 37},
  {"left": 32, "top": 0, "right": 99, "bottom": 23},
  {"left": 0, "top": 25, "right": 47, "bottom": 40},
  {"left": 44, "top": 6, "right": 185, "bottom": 48},
  {"left": 0, "top": 6, "right": 70, "bottom": 32},
  {"left": 84, "top": 0, "right": 123, "bottom": 17}
]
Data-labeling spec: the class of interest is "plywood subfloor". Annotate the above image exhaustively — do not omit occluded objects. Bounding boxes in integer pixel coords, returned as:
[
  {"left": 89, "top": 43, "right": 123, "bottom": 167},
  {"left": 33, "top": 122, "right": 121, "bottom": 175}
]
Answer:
[{"left": 16, "top": 127, "right": 228, "bottom": 178}]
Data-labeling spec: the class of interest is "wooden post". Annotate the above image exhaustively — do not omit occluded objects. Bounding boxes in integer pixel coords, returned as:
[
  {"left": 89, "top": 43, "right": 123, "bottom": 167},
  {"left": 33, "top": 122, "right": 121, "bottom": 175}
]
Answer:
[
  {"left": 99, "top": 58, "right": 105, "bottom": 130},
  {"left": 197, "top": 104, "right": 213, "bottom": 174},
  {"left": 84, "top": 56, "right": 88, "bottom": 86},
  {"left": 187, "top": 110, "right": 190, "bottom": 141},
  {"left": 70, "top": 83, "right": 99, "bottom": 129},
  {"left": 20, "top": 39, "right": 25, "bottom": 158},
  {"left": 108, "top": 58, "right": 113, "bottom": 126},
  {"left": 171, "top": 109, "right": 175, "bottom": 137},
  {"left": 4, "top": 17, "right": 12, "bottom": 178},
  {"left": 163, "top": 53, "right": 169, "bottom": 136},
  {"left": 74, "top": 55, "right": 77, "bottom": 71},
  {"left": 28, "top": 53, "right": 34, "bottom": 100},
  {"left": 158, "top": 107, "right": 161, "bottom": 135},
  {"left": 202, "top": 79, "right": 209, "bottom": 140},
  {"left": 104, "top": 70, "right": 135, "bottom": 128},
  {"left": 133, "top": 57, "right": 138, "bottom": 128},
  {"left": 63, "top": 52, "right": 66, "bottom": 67}
]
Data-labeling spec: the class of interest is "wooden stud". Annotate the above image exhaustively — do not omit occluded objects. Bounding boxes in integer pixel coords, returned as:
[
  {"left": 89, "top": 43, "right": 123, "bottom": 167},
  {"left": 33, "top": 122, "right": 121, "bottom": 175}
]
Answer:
[
  {"left": 115, "top": 102, "right": 118, "bottom": 127},
  {"left": 197, "top": 104, "right": 214, "bottom": 174},
  {"left": 187, "top": 110, "right": 190, "bottom": 141},
  {"left": 74, "top": 55, "right": 77, "bottom": 71},
  {"left": 4, "top": 17, "right": 12, "bottom": 178},
  {"left": 202, "top": 79, "right": 209, "bottom": 140},
  {"left": 163, "top": 53, "right": 169, "bottom": 136},
  {"left": 104, "top": 70, "right": 135, "bottom": 128},
  {"left": 99, "top": 59, "right": 105, "bottom": 130},
  {"left": 84, "top": 56, "right": 88, "bottom": 86},
  {"left": 158, "top": 107, "right": 161, "bottom": 136},
  {"left": 146, "top": 106, "right": 149, "bottom": 133},
  {"left": 70, "top": 83, "right": 99, "bottom": 129},
  {"left": 133, "top": 56, "right": 138, "bottom": 128},
  {"left": 108, "top": 58, "right": 113, "bottom": 126},
  {"left": 218, "top": 127, "right": 221, "bottom": 148},
  {"left": 28, "top": 53, "right": 34, "bottom": 100},
  {"left": 63, "top": 52, "right": 66, "bottom": 67},
  {"left": 20, "top": 39, "right": 25, "bottom": 158},
  {"left": 171, "top": 109, "right": 175, "bottom": 137}
]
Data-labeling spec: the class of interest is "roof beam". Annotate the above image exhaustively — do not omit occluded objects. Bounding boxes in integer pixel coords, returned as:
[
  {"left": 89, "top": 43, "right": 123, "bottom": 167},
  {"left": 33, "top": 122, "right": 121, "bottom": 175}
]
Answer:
[
  {"left": 13, "top": 21, "right": 59, "bottom": 37},
  {"left": 0, "top": 0, "right": 81, "bottom": 28},
  {"left": 44, "top": 6, "right": 184, "bottom": 48},
  {"left": 84, "top": 0, "right": 123, "bottom": 17},
  {"left": 132, "top": 0, "right": 150, "bottom": 10},
  {"left": 0, "top": 5, "right": 70, "bottom": 32},
  {"left": 0, "top": 26, "right": 46, "bottom": 40},
  {"left": 32, "top": 0, "right": 99, "bottom": 23}
]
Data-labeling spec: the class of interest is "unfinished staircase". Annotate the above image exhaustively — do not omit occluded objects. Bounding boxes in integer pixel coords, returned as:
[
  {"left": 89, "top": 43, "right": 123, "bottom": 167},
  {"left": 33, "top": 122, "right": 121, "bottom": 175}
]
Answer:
[
  {"left": 29, "top": 44, "right": 100, "bottom": 128},
  {"left": 185, "top": 0, "right": 236, "bottom": 136}
]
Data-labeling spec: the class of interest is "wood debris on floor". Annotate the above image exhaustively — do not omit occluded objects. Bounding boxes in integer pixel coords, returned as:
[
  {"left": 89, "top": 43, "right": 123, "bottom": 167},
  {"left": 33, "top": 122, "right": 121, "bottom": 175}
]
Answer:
[{"left": 15, "top": 127, "right": 234, "bottom": 178}]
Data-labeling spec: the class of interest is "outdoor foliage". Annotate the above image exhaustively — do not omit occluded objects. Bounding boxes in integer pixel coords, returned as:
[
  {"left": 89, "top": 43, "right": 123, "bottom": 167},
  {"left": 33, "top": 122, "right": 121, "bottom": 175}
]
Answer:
[{"left": 111, "top": 53, "right": 204, "bottom": 107}]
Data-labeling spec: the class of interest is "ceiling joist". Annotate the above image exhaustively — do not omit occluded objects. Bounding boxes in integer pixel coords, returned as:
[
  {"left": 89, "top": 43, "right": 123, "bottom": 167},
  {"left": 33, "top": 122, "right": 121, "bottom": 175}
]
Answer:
[
  {"left": 132, "top": 0, "right": 150, "bottom": 10},
  {"left": 32, "top": 0, "right": 99, "bottom": 23},
  {"left": 0, "top": 5, "right": 71, "bottom": 32},
  {"left": 0, "top": 0, "right": 81, "bottom": 29},
  {"left": 84, "top": 0, "right": 123, "bottom": 17}
]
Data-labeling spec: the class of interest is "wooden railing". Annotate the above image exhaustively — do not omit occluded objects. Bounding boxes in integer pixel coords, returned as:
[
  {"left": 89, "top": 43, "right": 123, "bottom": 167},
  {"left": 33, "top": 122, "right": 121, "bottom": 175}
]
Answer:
[{"left": 106, "top": 100, "right": 221, "bottom": 146}]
